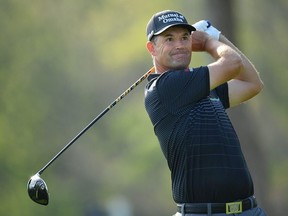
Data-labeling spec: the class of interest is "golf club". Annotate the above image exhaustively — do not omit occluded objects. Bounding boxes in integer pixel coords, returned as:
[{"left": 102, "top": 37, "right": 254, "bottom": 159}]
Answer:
[{"left": 27, "top": 67, "right": 155, "bottom": 205}]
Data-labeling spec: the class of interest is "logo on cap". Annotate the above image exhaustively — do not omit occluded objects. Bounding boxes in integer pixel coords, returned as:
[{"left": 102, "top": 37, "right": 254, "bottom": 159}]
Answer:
[
  {"left": 158, "top": 12, "right": 186, "bottom": 24},
  {"left": 146, "top": 10, "right": 195, "bottom": 41}
]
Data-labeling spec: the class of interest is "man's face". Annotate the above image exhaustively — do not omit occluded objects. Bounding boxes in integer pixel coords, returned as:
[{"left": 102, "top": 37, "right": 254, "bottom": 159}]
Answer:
[{"left": 148, "top": 26, "right": 192, "bottom": 72}]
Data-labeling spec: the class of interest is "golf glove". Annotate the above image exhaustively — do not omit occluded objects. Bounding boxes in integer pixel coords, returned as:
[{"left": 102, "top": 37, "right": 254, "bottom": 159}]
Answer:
[{"left": 192, "top": 20, "right": 221, "bottom": 40}]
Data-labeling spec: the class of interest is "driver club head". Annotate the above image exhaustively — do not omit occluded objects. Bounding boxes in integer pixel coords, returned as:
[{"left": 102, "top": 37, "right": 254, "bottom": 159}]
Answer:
[{"left": 27, "top": 173, "right": 49, "bottom": 205}]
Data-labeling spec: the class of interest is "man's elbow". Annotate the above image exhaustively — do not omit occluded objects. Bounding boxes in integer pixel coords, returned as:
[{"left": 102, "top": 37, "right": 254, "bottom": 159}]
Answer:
[
  {"left": 248, "top": 79, "right": 264, "bottom": 99},
  {"left": 254, "top": 79, "right": 264, "bottom": 95}
]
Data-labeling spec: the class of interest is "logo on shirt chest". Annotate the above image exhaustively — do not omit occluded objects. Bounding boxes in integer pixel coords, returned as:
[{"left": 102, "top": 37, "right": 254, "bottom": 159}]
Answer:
[{"left": 209, "top": 96, "right": 220, "bottom": 102}]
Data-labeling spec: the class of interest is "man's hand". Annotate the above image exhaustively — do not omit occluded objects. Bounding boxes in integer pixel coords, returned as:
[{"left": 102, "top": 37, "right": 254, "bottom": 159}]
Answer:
[
  {"left": 193, "top": 20, "right": 221, "bottom": 40},
  {"left": 192, "top": 20, "right": 210, "bottom": 31},
  {"left": 191, "top": 31, "right": 211, "bottom": 52}
]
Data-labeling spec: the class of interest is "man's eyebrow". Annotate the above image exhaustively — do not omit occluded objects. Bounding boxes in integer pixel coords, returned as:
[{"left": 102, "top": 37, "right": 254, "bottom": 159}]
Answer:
[
  {"left": 162, "top": 33, "right": 173, "bottom": 38},
  {"left": 163, "top": 31, "right": 190, "bottom": 38},
  {"left": 182, "top": 32, "right": 190, "bottom": 36}
]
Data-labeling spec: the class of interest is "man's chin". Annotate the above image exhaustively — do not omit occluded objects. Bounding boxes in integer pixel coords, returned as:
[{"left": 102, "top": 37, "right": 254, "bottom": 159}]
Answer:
[
  {"left": 170, "top": 63, "right": 190, "bottom": 70},
  {"left": 170, "top": 60, "right": 190, "bottom": 69}
]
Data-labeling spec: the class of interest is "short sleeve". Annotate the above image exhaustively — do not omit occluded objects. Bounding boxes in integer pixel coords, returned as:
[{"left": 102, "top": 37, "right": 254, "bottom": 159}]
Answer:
[
  {"left": 156, "top": 67, "right": 210, "bottom": 114},
  {"left": 215, "top": 83, "right": 230, "bottom": 109}
]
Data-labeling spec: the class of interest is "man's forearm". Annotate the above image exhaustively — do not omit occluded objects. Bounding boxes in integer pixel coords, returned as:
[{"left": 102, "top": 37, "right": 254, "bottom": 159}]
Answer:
[{"left": 204, "top": 36, "right": 243, "bottom": 91}]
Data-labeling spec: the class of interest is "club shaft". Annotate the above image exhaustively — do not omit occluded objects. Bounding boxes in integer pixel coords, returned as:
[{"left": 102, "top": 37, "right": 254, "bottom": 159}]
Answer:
[{"left": 37, "top": 67, "right": 155, "bottom": 175}]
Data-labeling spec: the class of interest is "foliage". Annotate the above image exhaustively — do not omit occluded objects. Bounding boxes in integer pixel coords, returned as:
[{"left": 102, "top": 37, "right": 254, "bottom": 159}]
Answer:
[{"left": 0, "top": 0, "right": 287, "bottom": 215}]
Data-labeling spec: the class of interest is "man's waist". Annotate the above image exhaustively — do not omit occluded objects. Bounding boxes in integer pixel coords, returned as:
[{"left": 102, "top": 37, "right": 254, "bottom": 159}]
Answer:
[{"left": 177, "top": 196, "right": 257, "bottom": 214}]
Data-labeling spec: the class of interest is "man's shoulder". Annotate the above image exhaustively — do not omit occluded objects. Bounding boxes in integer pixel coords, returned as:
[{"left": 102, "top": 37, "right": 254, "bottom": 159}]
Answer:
[{"left": 146, "top": 66, "right": 209, "bottom": 91}]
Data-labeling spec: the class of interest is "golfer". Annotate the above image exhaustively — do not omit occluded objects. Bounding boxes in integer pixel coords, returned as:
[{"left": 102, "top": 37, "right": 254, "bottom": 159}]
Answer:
[{"left": 144, "top": 10, "right": 267, "bottom": 216}]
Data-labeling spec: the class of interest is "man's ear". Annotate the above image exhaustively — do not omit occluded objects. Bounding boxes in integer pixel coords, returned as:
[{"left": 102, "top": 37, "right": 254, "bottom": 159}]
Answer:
[{"left": 146, "top": 41, "right": 156, "bottom": 56}]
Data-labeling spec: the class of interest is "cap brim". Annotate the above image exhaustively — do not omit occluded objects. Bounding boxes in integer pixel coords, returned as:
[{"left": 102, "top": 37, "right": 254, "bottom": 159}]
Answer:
[{"left": 154, "top": 23, "right": 196, "bottom": 36}]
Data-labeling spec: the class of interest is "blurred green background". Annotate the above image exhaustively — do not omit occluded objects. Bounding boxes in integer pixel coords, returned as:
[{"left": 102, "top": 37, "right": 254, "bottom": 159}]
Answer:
[{"left": 0, "top": 0, "right": 287, "bottom": 215}]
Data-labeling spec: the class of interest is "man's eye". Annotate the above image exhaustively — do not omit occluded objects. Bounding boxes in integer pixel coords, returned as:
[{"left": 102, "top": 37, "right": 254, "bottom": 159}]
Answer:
[{"left": 166, "top": 37, "right": 173, "bottom": 42}]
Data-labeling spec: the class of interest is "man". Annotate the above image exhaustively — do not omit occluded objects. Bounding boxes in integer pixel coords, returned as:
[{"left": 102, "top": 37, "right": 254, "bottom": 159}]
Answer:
[{"left": 144, "top": 10, "right": 267, "bottom": 216}]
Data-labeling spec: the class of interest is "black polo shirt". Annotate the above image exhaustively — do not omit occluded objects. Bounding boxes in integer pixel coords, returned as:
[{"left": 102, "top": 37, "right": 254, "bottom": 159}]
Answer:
[{"left": 144, "top": 66, "right": 254, "bottom": 203}]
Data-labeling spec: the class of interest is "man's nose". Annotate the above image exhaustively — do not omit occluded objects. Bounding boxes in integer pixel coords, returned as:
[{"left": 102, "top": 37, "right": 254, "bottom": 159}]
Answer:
[{"left": 175, "top": 39, "right": 186, "bottom": 48}]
